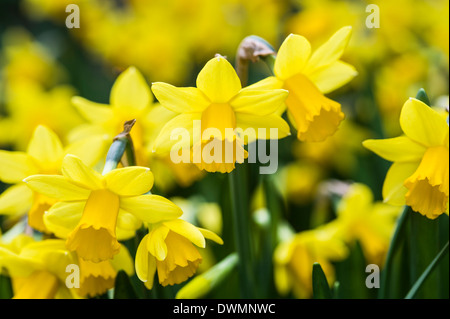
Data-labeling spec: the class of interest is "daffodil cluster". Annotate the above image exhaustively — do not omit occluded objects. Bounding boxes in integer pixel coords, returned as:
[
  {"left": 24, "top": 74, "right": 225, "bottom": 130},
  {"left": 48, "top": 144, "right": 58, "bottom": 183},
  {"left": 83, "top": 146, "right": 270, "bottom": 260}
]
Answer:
[{"left": 0, "top": 0, "right": 448, "bottom": 301}]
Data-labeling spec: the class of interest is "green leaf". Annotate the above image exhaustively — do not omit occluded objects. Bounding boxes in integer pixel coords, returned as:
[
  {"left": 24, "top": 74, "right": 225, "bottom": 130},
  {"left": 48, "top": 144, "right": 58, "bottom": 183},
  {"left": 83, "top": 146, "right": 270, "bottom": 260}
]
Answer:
[
  {"left": 0, "top": 273, "right": 13, "bottom": 299},
  {"left": 379, "top": 206, "right": 410, "bottom": 298},
  {"left": 405, "top": 241, "right": 449, "bottom": 299},
  {"left": 409, "top": 212, "right": 441, "bottom": 298},
  {"left": 312, "top": 262, "right": 332, "bottom": 299},
  {"left": 113, "top": 270, "right": 138, "bottom": 299}
]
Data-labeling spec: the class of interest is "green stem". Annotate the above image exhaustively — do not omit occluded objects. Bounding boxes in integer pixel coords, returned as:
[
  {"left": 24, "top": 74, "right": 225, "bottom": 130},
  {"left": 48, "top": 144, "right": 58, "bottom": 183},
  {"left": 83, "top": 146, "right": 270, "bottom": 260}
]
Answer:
[
  {"left": 228, "top": 165, "right": 255, "bottom": 298},
  {"left": 405, "top": 241, "right": 449, "bottom": 299},
  {"left": 379, "top": 205, "right": 410, "bottom": 299}
]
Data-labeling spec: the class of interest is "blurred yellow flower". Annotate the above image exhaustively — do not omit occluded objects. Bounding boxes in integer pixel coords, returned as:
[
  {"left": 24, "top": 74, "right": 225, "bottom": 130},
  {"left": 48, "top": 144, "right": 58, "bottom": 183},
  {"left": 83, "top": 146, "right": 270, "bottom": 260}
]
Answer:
[
  {"left": 330, "top": 183, "right": 402, "bottom": 265},
  {"left": 22, "top": 0, "right": 286, "bottom": 84},
  {"left": 152, "top": 56, "right": 289, "bottom": 173},
  {"left": 363, "top": 98, "right": 449, "bottom": 219},
  {"left": 0, "top": 125, "right": 103, "bottom": 232},
  {"left": 135, "top": 219, "right": 223, "bottom": 289},
  {"left": 70, "top": 66, "right": 203, "bottom": 192},
  {"left": 274, "top": 224, "right": 348, "bottom": 298},
  {"left": 251, "top": 27, "right": 357, "bottom": 142},
  {"left": 24, "top": 154, "right": 183, "bottom": 262},
  {"left": 0, "top": 236, "right": 77, "bottom": 299},
  {"left": 292, "top": 119, "right": 371, "bottom": 176}
]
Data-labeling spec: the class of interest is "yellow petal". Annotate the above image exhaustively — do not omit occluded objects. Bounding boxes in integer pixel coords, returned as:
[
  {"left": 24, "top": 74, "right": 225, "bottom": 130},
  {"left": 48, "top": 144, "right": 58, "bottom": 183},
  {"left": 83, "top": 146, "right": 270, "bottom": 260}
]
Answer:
[
  {"left": 246, "top": 76, "right": 283, "bottom": 90},
  {"left": 110, "top": 66, "right": 152, "bottom": 112},
  {"left": 104, "top": 166, "right": 154, "bottom": 196},
  {"left": 116, "top": 209, "right": 143, "bottom": 236},
  {"left": 44, "top": 201, "right": 84, "bottom": 239},
  {"left": 71, "top": 96, "right": 113, "bottom": 123},
  {"left": 61, "top": 154, "right": 103, "bottom": 190},
  {"left": 230, "top": 89, "right": 289, "bottom": 116},
  {"left": 24, "top": 175, "right": 90, "bottom": 201},
  {"left": 235, "top": 113, "right": 291, "bottom": 143},
  {"left": 13, "top": 270, "right": 60, "bottom": 299},
  {"left": 362, "top": 136, "right": 427, "bottom": 163},
  {"left": 147, "top": 226, "right": 170, "bottom": 261},
  {"left": 64, "top": 135, "right": 111, "bottom": 168},
  {"left": 196, "top": 57, "right": 241, "bottom": 103},
  {"left": 153, "top": 112, "right": 202, "bottom": 153},
  {"left": 163, "top": 219, "right": 205, "bottom": 248},
  {"left": 400, "top": 98, "right": 449, "bottom": 147},
  {"left": 197, "top": 228, "right": 223, "bottom": 245},
  {"left": 0, "top": 183, "right": 33, "bottom": 215},
  {"left": 307, "top": 61, "right": 357, "bottom": 94},
  {"left": 151, "top": 82, "right": 210, "bottom": 113},
  {"left": 383, "top": 162, "right": 418, "bottom": 206},
  {"left": 135, "top": 234, "right": 157, "bottom": 286},
  {"left": 26, "top": 125, "right": 64, "bottom": 171},
  {"left": 110, "top": 244, "right": 135, "bottom": 276},
  {"left": 119, "top": 194, "right": 183, "bottom": 223},
  {"left": 274, "top": 34, "right": 311, "bottom": 80},
  {"left": 304, "top": 26, "right": 353, "bottom": 74},
  {"left": 0, "top": 246, "right": 37, "bottom": 278},
  {"left": 0, "top": 151, "right": 36, "bottom": 184}
]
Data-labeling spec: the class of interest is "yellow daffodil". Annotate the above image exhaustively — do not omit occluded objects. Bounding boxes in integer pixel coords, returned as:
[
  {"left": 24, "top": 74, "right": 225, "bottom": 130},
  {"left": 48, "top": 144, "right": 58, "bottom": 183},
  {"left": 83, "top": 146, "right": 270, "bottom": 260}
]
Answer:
[
  {"left": 0, "top": 236, "right": 77, "bottom": 299},
  {"left": 363, "top": 98, "right": 449, "bottom": 219},
  {"left": 152, "top": 56, "right": 290, "bottom": 173},
  {"left": 330, "top": 183, "right": 402, "bottom": 265},
  {"left": 251, "top": 26, "right": 357, "bottom": 142},
  {"left": 274, "top": 225, "right": 348, "bottom": 298},
  {"left": 0, "top": 125, "right": 103, "bottom": 232},
  {"left": 135, "top": 219, "right": 223, "bottom": 289},
  {"left": 24, "top": 154, "right": 183, "bottom": 262},
  {"left": 70, "top": 66, "right": 203, "bottom": 192}
]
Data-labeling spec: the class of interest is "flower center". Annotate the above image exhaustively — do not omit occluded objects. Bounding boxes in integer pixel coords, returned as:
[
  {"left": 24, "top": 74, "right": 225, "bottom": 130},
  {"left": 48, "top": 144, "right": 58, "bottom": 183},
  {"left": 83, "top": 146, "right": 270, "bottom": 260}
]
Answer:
[
  {"left": 200, "top": 103, "right": 236, "bottom": 142},
  {"left": 404, "top": 146, "right": 449, "bottom": 219}
]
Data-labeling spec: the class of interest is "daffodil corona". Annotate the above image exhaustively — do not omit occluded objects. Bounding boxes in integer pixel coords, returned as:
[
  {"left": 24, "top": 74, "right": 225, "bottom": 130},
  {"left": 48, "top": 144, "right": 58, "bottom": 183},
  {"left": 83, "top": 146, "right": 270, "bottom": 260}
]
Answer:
[
  {"left": 363, "top": 98, "right": 449, "bottom": 219},
  {"left": 0, "top": 125, "right": 103, "bottom": 233}
]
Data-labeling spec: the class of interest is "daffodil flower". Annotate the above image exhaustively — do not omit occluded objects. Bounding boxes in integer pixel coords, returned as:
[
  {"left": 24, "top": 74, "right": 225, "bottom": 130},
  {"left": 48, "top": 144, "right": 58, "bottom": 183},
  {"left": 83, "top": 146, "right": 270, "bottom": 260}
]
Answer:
[
  {"left": 151, "top": 56, "right": 290, "bottom": 173},
  {"left": 330, "top": 183, "right": 402, "bottom": 264},
  {"left": 251, "top": 26, "right": 357, "bottom": 142},
  {"left": 24, "top": 154, "right": 183, "bottom": 262},
  {"left": 0, "top": 236, "right": 77, "bottom": 299},
  {"left": 274, "top": 225, "right": 348, "bottom": 298},
  {"left": 0, "top": 125, "right": 104, "bottom": 232},
  {"left": 363, "top": 98, "right": 449, "bottom": 219},
  {"left": 70, "top": 66, "right": 203, "bottom": 191},
  {"left": 135, "top": 219, "right": 223, "bottom": 289}
]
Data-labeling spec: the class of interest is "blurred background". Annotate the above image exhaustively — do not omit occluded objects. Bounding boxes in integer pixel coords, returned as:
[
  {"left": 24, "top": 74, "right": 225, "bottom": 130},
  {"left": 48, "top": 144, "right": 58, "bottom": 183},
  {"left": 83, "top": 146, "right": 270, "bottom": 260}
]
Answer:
[{"left": 0, "top": 0, "right": 448, "bottom": 299}]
